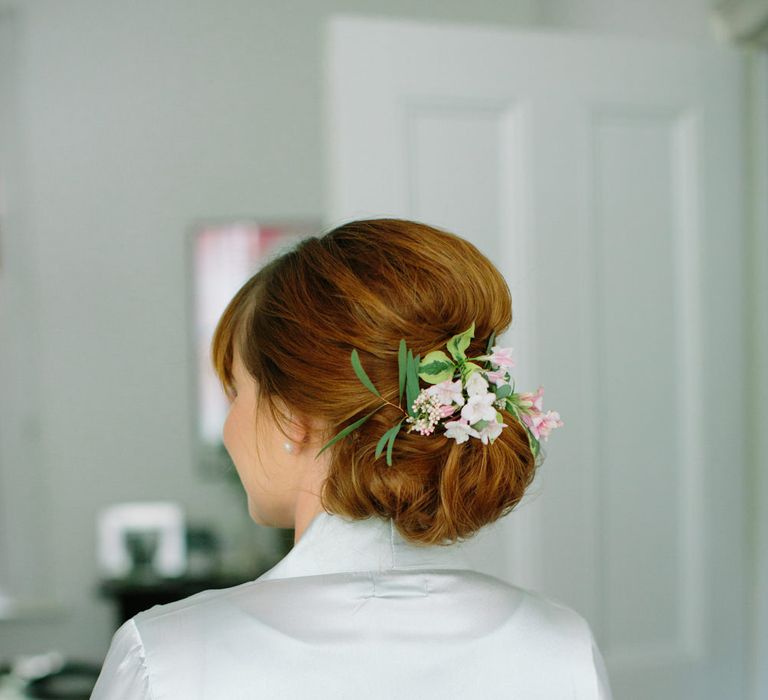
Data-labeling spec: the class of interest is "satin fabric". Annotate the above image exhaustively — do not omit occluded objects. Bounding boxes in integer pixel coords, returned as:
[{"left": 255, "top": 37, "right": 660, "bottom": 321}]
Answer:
[{"left": 91, "top": 510, "right": 613, "bottom": 699}]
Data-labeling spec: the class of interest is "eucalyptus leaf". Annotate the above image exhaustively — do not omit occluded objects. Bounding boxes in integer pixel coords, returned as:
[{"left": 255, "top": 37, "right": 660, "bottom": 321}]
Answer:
[
  {"left": 375, "top": 425, "right": 393, "bottom": 459},
  {"left": 495, "top": 384, "right": 512, "bottom": 399},
  {"left": 406, "top": 350, "right": 420, "bottom": 415},
  {"left": 315, "top": 406, "right": 381, "bottom": 458},
  {"left": 397, "top": 339, "right": 407, "bottom": 403},
  {"left": 385, "top": 420, "right": 403, "bottom": 466},
  {"left": 351, "top": 349, "right": 381, "bottom": 397}
]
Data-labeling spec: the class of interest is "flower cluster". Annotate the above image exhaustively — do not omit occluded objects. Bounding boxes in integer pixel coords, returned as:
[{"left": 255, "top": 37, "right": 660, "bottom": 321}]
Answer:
[
  {"left": 405, "top": 341, "right": 563, "bottom": 449},
  {"left": 516, "top": 386, "right": 564, "bottom": 442},
  {"left": 316, "top": 320, "right": 564, "bottom": 467},
  {"left": 406, "top": 360, "right": 510, "bottom": 444}
]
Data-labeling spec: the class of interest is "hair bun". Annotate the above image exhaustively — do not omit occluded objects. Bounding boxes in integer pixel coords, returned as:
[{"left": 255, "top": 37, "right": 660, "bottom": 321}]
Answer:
[{"left": 211, "top": 218, "right": 553, "bottom": 545}]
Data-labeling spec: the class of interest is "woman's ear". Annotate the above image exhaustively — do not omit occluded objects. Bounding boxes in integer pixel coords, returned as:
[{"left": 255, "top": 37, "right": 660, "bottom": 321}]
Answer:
[
  {"left": 289, "top": 411, "right": 322, "bottom": 450},
  {"left": 274, "top": 398, "right": 316, "bottom": 450}
]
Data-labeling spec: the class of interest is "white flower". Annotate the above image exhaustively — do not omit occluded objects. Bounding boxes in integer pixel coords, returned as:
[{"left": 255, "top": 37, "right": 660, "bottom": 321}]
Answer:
[
  {"left": 443, "top": 418, "right": 480, "bottom": 444},
  {"left": 460, "top": 391, "right": 498, "bottom": 423},
  {"left": 464, "top": 371, "right": 489, "bottom": 397},
  {"left": 476, "top": 419, "right": 507, "bottom": 445},
  {"left": 427, "top": 379, "right": 465, "bottom": 407}
]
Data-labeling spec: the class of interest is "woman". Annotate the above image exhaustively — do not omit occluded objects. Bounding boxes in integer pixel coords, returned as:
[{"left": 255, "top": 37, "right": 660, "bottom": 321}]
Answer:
[{"left": 91, "top": 218, "right": 613, "bottom": 699}]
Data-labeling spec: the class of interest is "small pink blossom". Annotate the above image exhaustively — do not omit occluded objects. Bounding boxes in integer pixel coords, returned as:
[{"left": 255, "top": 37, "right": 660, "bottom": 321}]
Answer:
[
  {"left": 521, "top": 410, "right": 564, "bottom": 441},
  {"left": 517, "top": 385, "right": 544, "bottom": 412},
  {"left": 490, "top": 345, "right": 516, "bottom": 369},
  {"left": 427, "top": 379, "right": 465, "bottom": 407},
  {"left": 439, "top": 404, "right": 457, "bottom": 418},
  {"left": 485, "top": 369, "right": 511, "bottom": 388}
]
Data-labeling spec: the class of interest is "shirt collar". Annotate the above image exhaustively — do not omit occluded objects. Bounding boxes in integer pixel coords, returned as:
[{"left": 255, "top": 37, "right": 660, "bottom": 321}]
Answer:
[{"left": 256, "top": 510, "right": 474, "bottom": 581}]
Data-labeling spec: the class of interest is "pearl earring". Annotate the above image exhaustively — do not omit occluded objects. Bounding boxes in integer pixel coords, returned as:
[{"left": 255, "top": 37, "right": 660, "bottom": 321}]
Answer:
[{"left": 283, "top": 441, "right": 295, "bottom": 453}]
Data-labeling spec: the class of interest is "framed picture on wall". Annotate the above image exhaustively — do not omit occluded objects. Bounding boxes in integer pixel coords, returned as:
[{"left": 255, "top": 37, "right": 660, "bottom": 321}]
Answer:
[{"left": 186, "top": 218, "right": 320, "bottom": 478}]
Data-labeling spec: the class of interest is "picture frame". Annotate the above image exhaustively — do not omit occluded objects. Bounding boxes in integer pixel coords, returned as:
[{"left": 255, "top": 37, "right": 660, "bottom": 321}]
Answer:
[{"left": 185, "top": 218, "right": 321, "bottom": 478}]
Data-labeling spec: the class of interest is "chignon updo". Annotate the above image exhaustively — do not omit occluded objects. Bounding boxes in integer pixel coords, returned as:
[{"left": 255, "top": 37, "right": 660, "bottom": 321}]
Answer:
[{"left": 211, "top": 218, "right": 542, "bottom": 546}]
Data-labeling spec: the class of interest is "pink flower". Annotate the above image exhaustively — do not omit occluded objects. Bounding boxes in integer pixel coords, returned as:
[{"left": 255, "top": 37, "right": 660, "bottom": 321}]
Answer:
[
  {"left": 540, "top": 411, "right": 564, "bottom": 439},
  {"left": 490, "top": 345, "right": 516, "bottom": 369},
  {"left": 427, "top": 379, "right": 465, "bottom": 407},
  {"left": 521, "top": 410, "right": 563, "bottom": 441},
  {"left": 485, "top": 369, "right": 511, "bottom": 387},
  {"left": 517, "top": 385, "right": 544, "bottom": 412},
  {"left": 439, "top": 403, "right": 457, "bottom": 418}
]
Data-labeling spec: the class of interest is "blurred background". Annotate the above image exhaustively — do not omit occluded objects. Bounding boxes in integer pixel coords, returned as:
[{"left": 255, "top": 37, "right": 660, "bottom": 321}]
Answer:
[{"left": 0, "top": 1, "right": 765, "bottom": 699}]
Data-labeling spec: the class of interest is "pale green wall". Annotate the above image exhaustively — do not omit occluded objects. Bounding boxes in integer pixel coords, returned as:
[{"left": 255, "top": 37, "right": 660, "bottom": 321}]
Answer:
[
  {"left": 0, "top": 0, "right": 742, "bottom": 665},
  {"left": 0, "top": 0, "right": 541, "bottom": 661}
]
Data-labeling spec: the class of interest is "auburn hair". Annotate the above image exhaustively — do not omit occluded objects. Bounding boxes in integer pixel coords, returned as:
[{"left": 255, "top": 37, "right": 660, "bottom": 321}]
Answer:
[{"left": 211, "top": 218, "right": 542, "bottom": 546}]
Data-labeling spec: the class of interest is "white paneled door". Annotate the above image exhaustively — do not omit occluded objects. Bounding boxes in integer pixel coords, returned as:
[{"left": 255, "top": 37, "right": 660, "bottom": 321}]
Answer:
[{"left": 323, "top": 16, "right": 748, "bottom": 700}]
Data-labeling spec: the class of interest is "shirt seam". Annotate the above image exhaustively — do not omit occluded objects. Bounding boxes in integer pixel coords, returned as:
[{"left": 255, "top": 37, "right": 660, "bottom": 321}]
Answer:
[{"left": 129, "top": 617, "right": 157, "bottom": 700}]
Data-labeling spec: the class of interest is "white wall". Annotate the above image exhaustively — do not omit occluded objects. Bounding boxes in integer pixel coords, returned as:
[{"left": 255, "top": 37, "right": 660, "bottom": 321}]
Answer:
[
  {"left": 0, "top": 0, "right": 750, "bottom": 666},
  {"left": 540, "top": 0, "right": 721, "bottom": 42}
]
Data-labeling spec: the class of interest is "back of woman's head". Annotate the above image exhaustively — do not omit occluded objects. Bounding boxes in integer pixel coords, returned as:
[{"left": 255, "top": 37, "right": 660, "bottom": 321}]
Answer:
[{"left": 212, "top": 218, "right": 540, "bottom": 546}]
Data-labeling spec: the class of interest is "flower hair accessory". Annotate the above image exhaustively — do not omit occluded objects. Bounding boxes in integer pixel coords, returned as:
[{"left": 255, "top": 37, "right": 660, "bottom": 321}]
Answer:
[{"left": 316, "top": 321, "right": 563, "bottom": 466}]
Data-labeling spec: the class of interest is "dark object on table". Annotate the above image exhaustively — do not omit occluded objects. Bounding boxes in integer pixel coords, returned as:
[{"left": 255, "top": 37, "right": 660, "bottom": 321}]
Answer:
[
  {"left": 25, "top": 660, "right": 101, "bottom": 699},
  {"left": 97, "top": 571, "right": 262, "bottom": 627}
]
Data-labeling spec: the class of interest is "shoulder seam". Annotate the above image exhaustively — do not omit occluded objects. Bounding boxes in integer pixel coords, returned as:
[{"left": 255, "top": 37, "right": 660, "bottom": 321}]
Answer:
[{"left": 128, "top": 617, "right": 157, "bottom": 700}]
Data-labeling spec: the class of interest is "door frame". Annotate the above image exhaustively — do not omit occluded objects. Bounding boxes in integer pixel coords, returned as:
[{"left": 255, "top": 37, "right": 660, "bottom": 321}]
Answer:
[{"left": 748, "top": 48, "right": 768, "bottom": 700}]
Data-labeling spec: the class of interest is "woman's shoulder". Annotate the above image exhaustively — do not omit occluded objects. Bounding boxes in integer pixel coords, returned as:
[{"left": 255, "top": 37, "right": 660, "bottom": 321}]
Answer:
[
  {"left": 130, "top": 568, "right": 596, "bottom": 659},
  {"left": 468, "top": 570, "right": 597, "bottom": 643},
  {"left": 132, "top": 577, "right": 268, "bottom": 628}
]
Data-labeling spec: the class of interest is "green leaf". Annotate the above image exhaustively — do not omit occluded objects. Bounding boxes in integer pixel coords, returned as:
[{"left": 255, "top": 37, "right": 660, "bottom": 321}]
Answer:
[
  {"left": 351, "top": 348, "right": 381, "bottom": 398},
  {"left": 397, "top": 339, "right": 407, "bottom": 403},
  {"left": 459, "top": 361, "right": 484, "bottom": 383},
  {"left": 485, "top": 330, "right": 496, "bottom": 356},
  {"left": 375, "top": 423, "right": 395, "bottom": 459},
  {"left": 315, "top": 406, "right": 380, "bottom": 459},
  {"left": 418, "top": 350, "right": 455, "bottom": 384},
  {"left": 375, "top": 419, "right": 404, "bottom": 464},
  {"left": 495, "top": 383, "right": 512, "bottom": 399},
  {"left": 472, "top": 419, "right": 489, "bottom": 431},
  {"left": 386, "top": 420, "right": 403, "bottom": 466},
  {"left": 446, "top": 321, "right": 476, "bottom": 362},
  {"left": 406, "top": 350, "right": 420, "bottom": 415}
]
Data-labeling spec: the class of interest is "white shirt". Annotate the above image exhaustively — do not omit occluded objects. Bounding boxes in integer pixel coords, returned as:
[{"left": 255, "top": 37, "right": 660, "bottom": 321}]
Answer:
[{"left": 90, "top": 510, "right": 613, "bottom": 699}]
